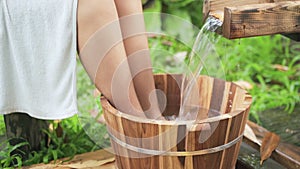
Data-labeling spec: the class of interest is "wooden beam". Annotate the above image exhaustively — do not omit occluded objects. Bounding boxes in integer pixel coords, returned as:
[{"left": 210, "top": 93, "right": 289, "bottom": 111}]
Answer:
[
  {"left": 203, "top": 0, "right": 273, "bottom": 21},
  {"left": 222, "top": 1, "right": 300, "bottom": 39},
  {"left": 203, "top": 0, "right": 299, "bottom": 19}
]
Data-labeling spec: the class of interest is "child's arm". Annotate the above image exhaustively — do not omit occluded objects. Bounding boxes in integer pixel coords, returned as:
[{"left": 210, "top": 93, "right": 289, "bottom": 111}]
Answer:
[
  {"left": 77, "top": 0, "right": 145, "bottom": 118},
  {"left": 114, "top": 0, "right": 163, "bottom": 119}
]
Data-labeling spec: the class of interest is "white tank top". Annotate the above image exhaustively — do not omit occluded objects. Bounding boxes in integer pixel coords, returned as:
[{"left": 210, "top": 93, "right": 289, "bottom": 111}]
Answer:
[{"left": 0, "top": 0, "right": 78, "bottom": 119}]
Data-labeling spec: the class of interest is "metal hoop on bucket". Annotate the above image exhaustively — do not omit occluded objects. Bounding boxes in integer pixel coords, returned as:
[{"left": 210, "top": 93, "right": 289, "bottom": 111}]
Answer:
[{"left": 108, "top": 131, "right": 244, "bottom": 157}]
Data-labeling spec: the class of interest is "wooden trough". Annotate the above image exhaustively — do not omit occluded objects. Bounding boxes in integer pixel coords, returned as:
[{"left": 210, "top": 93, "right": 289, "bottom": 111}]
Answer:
[
  {"left": 101, "top": 74, "right": 252, "bottom": 169},
  {"left": 203, "top": 0, "right": 300, "bottom": 40}
]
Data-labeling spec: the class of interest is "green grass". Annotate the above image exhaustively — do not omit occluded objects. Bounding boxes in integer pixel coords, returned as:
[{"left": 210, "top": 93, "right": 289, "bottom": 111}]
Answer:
[
  {"left": 216, "top": 35, "right": 300, "bottom": 121},
  {"left": 0, "top": 141, "right": 28, "bottom": 168}
]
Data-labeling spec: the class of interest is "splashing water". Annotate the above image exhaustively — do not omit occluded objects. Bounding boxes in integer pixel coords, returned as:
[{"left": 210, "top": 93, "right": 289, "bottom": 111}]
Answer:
[{"left": 178, "top": 16, "right": 223, "bottom": 121}]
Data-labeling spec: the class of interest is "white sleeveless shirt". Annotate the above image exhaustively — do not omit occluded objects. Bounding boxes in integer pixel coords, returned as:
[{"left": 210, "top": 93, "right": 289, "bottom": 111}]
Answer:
[{"left": 0, "top": 0, "right": 78, "bottom": 119}]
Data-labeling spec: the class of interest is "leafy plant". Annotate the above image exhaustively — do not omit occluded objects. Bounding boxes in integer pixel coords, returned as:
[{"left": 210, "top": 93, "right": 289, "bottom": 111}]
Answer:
[
  {"left": 216, "top": 35, "right": 300, "bottom": 121},
  {"left": 0, "top": 140, "right": 28, "bottom": 168},
  {"left": 20, "top": 119, "right": 102, "bottom": 166},
  {"left": 149, "top": 35, "right": 191, "bottom": 74}
]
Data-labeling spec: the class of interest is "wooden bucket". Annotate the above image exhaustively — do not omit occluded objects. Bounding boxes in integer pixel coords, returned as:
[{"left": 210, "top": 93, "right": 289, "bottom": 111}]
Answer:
[{"left": 101, "top": 74, "right": 252, "bottom": 169}]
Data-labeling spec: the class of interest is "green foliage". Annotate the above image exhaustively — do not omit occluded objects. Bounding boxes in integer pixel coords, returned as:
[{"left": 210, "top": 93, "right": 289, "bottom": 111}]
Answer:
[
  {"left": 149, "top": 35, "right": 191, "bottom": 74},
  {"left": 149, "top": 32, "right": 300, "bottom": 122},
  {"left": 0, "top": 140, "right": 28, "bottom": 168},
  {"left": 0, "top": 116, "right": 5, "bottom": 136},
  {"left": 187, "top": 1, "right": 204, "bottom": 28},
  {"left": 216, "top": 35, "right": 300, "bottom": 121},
  {"left": 162, "top": 0, "right": 195, "bottom": 8},
  {"left": 23, "top": 128, "right": 76, "bottom": 165},
  {"left": 144, "top": 0, "right": 203, "bottom": 42},
  {"left": 21, "top": 120, "right": 100, "bottom": 166},
  {"left": 161, "top": 8, "right": 195, "bottom": 43},
  {"left": 76, "top": 60, "right": 97, "bottom": 116},
  {"left": 160, "top": 0, "right": 203, "bottom": 28}
]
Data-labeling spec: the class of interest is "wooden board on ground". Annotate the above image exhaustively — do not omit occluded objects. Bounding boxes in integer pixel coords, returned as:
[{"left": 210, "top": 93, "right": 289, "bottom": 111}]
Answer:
[
  {"left": 24, "top": 148, "right": 116, "bottom": 169},
  {"left": 244, "top": 120, "right": 300, "bottom": 169}
]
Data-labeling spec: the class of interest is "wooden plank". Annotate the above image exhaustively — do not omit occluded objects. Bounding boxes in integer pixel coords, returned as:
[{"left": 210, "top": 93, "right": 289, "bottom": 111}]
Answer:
[
  {"left": 25, "top": 148, "right": 116, "bottom": 169},
  {"left": 203, "top": 0, "right": 274, "bottom": 21},
  {"left": 203, "top": 0, "right": 299, "bottom": 20},
  {"left": 244, "top": 120, "right": 300, "bottom": 169},
  {"left": 222, "top": 1, "right": 300, "bottom": 39},
  {"left": 203, "top": 0, "right": 300, "bottom": 41}
]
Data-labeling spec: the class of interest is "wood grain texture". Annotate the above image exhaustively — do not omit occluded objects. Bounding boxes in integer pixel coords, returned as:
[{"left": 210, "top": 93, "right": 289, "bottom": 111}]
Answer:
[
  {"left": 25, "top": 148, "right": 115, "bottom": 169},
  {"left": 154, "top": 74, "right": 182, "bottom": 117},
  {"left": 209, "top": 78, "right": 226, "bottom": 114},
  {"left": 101, "top": 74, "right": 252, "bottom": 169},
  {"left": 196, "top": 76, "right": 214, "bottom": 121},
  {"left": 219, "top": 81, "right": 231, "bottom": 114},
  {"left": 203, "top": 0, "right": 273, "bottom": 21},
  {"left": 223, "top": 1, "right": 300, "bottom": 39},
  {"left": 203, "top": 0, "right": 296, "bottom": 20}
]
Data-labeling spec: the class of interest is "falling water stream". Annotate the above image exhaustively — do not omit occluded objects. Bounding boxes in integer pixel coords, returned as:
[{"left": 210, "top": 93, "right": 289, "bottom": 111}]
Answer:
[{"left": 177, "top": 16, "right": 222, "bottom": 121}]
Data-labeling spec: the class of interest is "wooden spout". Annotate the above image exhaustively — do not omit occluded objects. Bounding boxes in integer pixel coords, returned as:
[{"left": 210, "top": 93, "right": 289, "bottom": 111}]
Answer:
[{"left": 204, "top": 0, "right": 300, "bottom": 40}]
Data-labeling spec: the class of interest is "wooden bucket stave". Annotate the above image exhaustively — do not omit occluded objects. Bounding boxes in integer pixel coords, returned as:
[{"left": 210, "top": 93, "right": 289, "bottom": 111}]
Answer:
[{"left": 101, "top": 74, "right": 252, "bottom": 169}]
